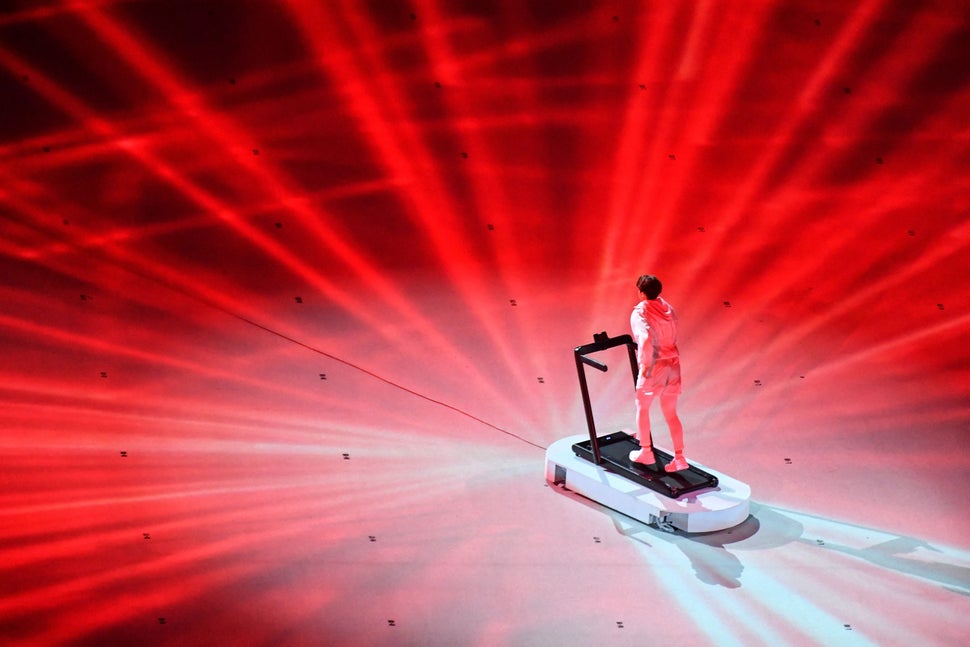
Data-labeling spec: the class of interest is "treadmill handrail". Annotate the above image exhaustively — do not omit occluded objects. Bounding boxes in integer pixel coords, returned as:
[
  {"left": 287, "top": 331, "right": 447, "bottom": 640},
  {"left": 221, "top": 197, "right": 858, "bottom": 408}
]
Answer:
[
  {"left": 574, "top": 331, "right": 640, "bottom": 464},
  {"left": 574, "top": 332, "right": 636, "bottom": 355}
]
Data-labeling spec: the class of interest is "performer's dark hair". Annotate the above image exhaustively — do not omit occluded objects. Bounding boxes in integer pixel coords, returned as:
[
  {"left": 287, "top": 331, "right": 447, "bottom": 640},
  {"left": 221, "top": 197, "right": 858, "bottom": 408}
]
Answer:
[{"left": 636, "top": 274, "right": 662, "bottom": 300}]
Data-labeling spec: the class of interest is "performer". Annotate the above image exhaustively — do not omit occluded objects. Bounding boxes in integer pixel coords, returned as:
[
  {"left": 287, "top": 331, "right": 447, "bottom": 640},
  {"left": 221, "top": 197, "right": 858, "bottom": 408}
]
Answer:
[{"left": 628, "top": 274, "right": 689, "bottom": 472}]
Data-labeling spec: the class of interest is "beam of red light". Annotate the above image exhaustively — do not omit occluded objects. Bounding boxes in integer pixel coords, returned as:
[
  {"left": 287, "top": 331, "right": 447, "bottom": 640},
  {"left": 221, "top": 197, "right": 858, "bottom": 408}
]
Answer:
[
  {"left": 282, "top": 1, "right": 573, "bottom": 405},
  {"left": 0, "top": 44, "right": 530, "bottom": 429}
]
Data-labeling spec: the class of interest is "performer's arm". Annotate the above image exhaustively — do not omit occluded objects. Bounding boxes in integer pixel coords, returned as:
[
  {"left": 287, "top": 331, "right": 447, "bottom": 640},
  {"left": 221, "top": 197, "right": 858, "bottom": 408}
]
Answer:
[{"left": 631, "top": 302, "right": 650, "bottom": 375}]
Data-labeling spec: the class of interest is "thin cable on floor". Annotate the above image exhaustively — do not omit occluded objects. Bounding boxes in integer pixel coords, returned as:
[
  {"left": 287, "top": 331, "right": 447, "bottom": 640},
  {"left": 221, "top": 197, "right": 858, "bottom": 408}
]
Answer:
[
  {"left": 227, "top": 310, "right": 548, "bottom": 452},
  {"left": 55, "top": 235, "right": 549, "bottom": 453}
]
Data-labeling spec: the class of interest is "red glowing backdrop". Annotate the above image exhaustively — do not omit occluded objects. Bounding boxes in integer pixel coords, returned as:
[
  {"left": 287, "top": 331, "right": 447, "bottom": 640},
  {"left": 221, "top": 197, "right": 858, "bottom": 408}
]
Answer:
[{"left": 2, "top": 1, "right": 969, "bottom": 645}]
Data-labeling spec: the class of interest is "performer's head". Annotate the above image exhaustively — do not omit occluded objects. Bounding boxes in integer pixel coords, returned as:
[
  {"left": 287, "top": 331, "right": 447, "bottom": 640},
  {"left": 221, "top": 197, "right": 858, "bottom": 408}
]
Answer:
[{"left": 636, "top": 274, "right": 662, "bottom": 300}]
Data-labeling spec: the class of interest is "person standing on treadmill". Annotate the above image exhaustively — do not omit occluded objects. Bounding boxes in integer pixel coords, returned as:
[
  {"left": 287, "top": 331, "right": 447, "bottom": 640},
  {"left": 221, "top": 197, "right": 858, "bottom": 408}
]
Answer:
[{"left": 628, "top": 274, "right": 689, "bottom": 472}]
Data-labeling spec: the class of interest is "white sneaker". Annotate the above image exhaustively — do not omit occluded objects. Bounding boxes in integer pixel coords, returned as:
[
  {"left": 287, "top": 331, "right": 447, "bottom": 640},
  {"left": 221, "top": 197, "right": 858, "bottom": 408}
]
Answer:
[
  {"left": 664, "top": 455, "right": 689, "bottom": 472},
  {"left": 629, "top": 448, "right": 659, "bottom": 465}
]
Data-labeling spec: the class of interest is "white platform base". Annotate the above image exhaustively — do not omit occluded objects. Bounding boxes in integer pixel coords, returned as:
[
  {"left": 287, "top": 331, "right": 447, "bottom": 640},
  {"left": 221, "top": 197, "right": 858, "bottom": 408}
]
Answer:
[{"left": 545, "top": 434, "right": 751, "bottom": 533}]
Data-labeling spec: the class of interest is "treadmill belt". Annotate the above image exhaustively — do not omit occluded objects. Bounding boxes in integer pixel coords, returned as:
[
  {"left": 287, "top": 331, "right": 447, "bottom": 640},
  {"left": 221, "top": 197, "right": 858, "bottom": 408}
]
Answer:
[{"left": 572, "top": 431, "right": 719, "bottom": 498}]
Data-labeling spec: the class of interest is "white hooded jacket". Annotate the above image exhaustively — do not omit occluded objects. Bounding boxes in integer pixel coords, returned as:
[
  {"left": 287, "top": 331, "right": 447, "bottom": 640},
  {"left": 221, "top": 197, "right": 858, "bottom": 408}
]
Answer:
[{"left": 630, "top": 296, "right": 679, "bottom": 373}]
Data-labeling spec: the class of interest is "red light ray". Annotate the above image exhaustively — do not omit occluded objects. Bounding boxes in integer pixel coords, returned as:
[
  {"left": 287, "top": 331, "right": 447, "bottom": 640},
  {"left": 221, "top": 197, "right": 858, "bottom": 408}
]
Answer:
[
  {"left": 0, "top": 435, "right": 537, "bottom": 644},
  {"left": 687, "top": 214, "right": 970, "bottom": 413},
  {"left": 665, "top": 0, "right": 893, "bottom": 294},
  {"left": 0, "top": 308, "right": 328, "bottom": 403},
  {"left": 406, "top": 0, "right": 574, "bottom": 388},
  {"left": 0, "top": 261, "right": 543, "bottom": 452},
  {"left": 0, "top": 37, "right": 536, "bottom": 428},
  {"left": 1, "top": 493, "right": 342, "bottom": 645},
  {"left": 591, "top": 2, "right": 780, "bottom": 320},
  {"left": 281, "top": 1, "right": 574, "bottom": 403}
]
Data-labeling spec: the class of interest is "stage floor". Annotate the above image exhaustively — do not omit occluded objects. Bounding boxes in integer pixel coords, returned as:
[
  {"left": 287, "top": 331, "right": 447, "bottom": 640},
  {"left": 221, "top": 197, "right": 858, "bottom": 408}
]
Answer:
[{"left": 2, "top": 420, "right": 969, "bottom": 646}]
